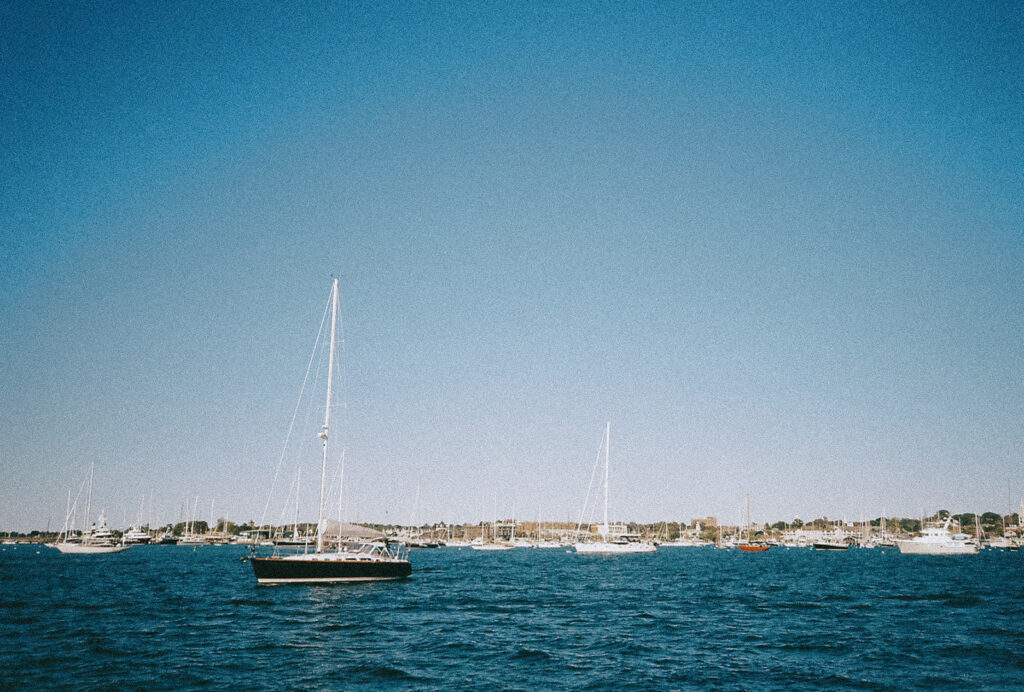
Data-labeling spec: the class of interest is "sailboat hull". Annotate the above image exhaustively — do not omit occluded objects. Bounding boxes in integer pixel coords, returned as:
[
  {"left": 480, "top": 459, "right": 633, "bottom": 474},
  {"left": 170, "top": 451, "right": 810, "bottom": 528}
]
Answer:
[
  {"left": 52, "top": 542, "right": 129, "bottom": 554},
  {"left": 812, "top": 543, "right": 850, "bottom": 551},
  {"left": 574, "top": 541, "right": 657, "bottom": 554},
  {"left": 251, "top": 556, "right": 412, "bottom": 584}
]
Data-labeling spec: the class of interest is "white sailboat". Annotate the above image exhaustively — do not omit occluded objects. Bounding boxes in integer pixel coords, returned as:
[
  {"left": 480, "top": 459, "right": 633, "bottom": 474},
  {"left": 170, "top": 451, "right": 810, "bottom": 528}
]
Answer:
[
  {"left": 250, "top": 277, "right": 411, "bottom": 584},
  {"left": 573, "top": 423, "right": 656, "bottom": 554},
  {"left": 52, "top": 462, "right": 128, "bottom": 554}
]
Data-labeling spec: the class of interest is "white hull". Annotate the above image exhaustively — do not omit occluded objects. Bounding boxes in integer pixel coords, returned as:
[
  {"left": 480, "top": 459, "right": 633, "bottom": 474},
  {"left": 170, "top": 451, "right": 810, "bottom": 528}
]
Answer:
[
  {"left": 53, "top": 542, "right": 128, "bottom": 554},
  {"left": 574, "top": 541, "right": 657, "bottom": 554},
  {"left": 471, "top": 543, "right": 515, "bottom": 551},
  {"left": 895, "top": 539, "right": 977, "bottom": 555}
]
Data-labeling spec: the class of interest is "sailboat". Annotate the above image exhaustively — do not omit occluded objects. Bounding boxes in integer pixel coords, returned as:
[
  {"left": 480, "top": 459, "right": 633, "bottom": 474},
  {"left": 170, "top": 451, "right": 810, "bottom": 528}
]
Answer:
[
  {"left": 573, "top": 423, "right": 656, "bottom": 554},
  {"left": 737, "top": 493, "right": 770, "bottom": 552},
  {"left": 471, "top": 499, "right": 514, "bottom": 550},
  {"left": 52, "top": 462, "right": 129, "bottom": 554},
  {"left": 250, "top": 278, "right": 411, "bottom": 584}
]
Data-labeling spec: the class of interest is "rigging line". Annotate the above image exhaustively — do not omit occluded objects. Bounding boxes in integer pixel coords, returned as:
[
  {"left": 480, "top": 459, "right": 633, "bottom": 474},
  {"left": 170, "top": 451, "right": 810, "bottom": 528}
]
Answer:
[
  {"left": 574, "top": 430, "right": 606, "bottom": 540},
  {"left": 275, "top": 468, "right": 300, "bottom": 536},
  {"left": 336, "top": 282, "right": 347, "bottom": 421},
  {"left": 257, "top": 287, "right": 332, "bottom": 533},
  {"left": 59, "top": 471, "right": 91, "bottom": 540}
]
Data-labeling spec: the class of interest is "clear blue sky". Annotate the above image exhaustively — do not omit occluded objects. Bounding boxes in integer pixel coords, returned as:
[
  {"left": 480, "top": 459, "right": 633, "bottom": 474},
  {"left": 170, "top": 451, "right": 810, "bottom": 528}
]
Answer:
[{"left": 2, "top": 1, "right": 1021, "bottom": 532}]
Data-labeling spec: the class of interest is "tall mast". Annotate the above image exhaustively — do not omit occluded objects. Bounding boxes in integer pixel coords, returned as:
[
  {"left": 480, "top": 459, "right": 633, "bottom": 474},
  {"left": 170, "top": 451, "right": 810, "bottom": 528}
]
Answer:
[
  {"left": 85, "top": 461, "right": 95, "bottom": 533},
  {"left": 62, "top": 489, "right": 71, "bottom": 540},
  {"left": 316, "top": 277, "right": 339, "bottom": 552},
  {"left": 603, "top": 421, "right": 610, "bottom": 538}
]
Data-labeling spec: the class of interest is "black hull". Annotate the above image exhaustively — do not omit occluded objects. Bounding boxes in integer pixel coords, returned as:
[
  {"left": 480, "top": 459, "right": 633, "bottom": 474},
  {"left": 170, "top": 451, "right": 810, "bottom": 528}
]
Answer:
[
  {"left": 812, "top": 543, "right": 850, "bottom": 551},
  {"left": 251, "top": 556, "right": 411, "bottom": 584}
]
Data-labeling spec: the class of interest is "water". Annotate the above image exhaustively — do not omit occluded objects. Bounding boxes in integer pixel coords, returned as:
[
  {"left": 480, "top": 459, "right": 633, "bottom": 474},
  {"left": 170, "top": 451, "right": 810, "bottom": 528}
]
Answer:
[{"left": 2, "top": 545, "right": 1022, "bottom": 690}]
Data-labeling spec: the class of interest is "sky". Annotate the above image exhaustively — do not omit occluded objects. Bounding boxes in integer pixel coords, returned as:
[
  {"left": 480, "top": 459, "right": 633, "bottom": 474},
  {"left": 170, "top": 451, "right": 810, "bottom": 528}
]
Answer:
[{"left": 2, "top": 1, "right": 1022, "bottom": 532}]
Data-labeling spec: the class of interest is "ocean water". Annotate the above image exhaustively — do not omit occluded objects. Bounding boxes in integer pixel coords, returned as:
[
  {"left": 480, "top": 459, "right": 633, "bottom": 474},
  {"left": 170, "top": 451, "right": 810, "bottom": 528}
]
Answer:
[{"left": 1, "top": 544, "right": 1022, "bottom": 690}]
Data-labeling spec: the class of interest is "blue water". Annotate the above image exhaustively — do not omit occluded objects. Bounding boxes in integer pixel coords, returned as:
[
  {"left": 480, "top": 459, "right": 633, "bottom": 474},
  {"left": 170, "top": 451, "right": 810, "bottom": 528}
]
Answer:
[{"left": 2, "top": 545, "right": 1022, "bottom": 690}]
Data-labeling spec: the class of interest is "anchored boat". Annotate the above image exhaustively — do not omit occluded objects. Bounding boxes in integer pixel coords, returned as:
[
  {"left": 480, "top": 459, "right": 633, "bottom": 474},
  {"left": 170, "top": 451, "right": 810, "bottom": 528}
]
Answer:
[{"left": 250, "top": 278, "right": 410, "bottom": 584}]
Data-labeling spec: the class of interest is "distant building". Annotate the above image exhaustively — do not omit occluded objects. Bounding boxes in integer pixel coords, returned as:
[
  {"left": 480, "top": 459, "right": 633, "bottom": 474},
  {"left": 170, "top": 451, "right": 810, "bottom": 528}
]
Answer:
[
  {"left": 494, "top": 521, "right": 519, "bottom": 540},
  {"left": 693, "top": 517, "right": 717, "bottom": 529}
]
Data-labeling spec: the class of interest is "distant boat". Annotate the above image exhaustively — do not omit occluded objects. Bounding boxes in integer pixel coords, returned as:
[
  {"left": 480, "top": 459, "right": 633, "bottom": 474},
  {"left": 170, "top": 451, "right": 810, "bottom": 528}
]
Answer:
[
  {"left": 122, "top": 525, "right": 152, "bottom": 545},
  {"left": 737, "top": 493, "right": 770, "bottom": 553},
  {"left": 533, "top": 540, "right": 563, "bottom": 549},
  {"left": 250, "top": 278, "right": 411, "bottom": 584},
  {"left": 470, "top": 520, "right": 515, "bottom": 551},
  {"left": 895, "top": 517, "right": 978, "bottom": 555},
  {"left": 51, "top": 463, "right": 129, "bottom": 554},
  {"left": 812, "top": 541, "right": 850, "bottom": 551},
  {"left": 573, "top": 423, "right": 656, "bottom": 554}
]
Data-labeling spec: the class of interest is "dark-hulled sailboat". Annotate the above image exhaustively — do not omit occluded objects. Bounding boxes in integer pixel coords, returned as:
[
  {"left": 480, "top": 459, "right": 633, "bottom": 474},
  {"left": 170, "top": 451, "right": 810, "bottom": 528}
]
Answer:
[{"left": 250, "top": 278, "right": 411, "bottom": 584}]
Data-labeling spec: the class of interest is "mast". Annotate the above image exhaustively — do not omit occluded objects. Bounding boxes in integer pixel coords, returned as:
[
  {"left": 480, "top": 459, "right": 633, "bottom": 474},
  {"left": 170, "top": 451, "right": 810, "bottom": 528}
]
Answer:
[
  {"left": 62, "top": 489, "right": 71, "bottom": 541},
  {"left": 85, "top": 461, "right": 95, "bottom": 534},
  {"left": 746, "top": 493, "right": 751, "bottom": 543},
  {"left": 602, "top": 421, "right": 609, "bottom": 539},
  {"left": 316, "top": 277, "right": 339, "bottom": 553}
]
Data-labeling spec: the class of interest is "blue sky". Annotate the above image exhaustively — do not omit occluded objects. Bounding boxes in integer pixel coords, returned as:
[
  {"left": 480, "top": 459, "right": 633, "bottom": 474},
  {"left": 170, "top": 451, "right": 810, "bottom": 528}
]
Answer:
[{"left": 2, "top": 1, "right": 1021, "bottom": 532}]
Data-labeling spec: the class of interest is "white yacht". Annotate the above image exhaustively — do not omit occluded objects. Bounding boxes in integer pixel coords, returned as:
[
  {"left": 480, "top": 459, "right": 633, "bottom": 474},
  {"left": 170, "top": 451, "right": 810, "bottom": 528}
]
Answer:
[
  {"left": 122, "top": 525, "right": 151, "bottom": 544},
  {"left": 895, "top": 517, "right": 978, "bottom": 555}
]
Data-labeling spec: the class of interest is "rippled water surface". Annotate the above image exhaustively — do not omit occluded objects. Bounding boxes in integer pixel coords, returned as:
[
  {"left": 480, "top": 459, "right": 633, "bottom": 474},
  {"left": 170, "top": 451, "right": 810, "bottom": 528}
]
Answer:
[{"left": 2, "top": 545, "right": 1022, "bottom": 689}]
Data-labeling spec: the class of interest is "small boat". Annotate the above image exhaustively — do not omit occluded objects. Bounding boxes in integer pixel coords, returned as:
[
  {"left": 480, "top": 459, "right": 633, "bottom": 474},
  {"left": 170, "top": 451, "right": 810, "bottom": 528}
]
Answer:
[
  {"left": 470, "top": 542, "right": 515, "bottom": 551},
  {"left": 736, "top": 493, "right": 770, "bottom": 553},
  {"left": 250, "top": 278, "right": 410, "bottom": 584},
  {"left": 812, "top": 541, "right": 850, "bottom": 551},
  {"left": 533, "top": 540, "right": 563, "bottom": 549}
]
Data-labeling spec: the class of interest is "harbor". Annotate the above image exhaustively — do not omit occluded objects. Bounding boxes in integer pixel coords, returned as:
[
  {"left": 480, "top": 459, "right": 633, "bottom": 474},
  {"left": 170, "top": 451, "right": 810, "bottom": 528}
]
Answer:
[
  {"left": 4, "top": 1, "right": 1023, "bottom": 689},
  {"left": 7, "top": 505, "right": 1023, "bottom": 554},
  {"left": 3, "top": 540, "right": 1022, "bottom": 690}
]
